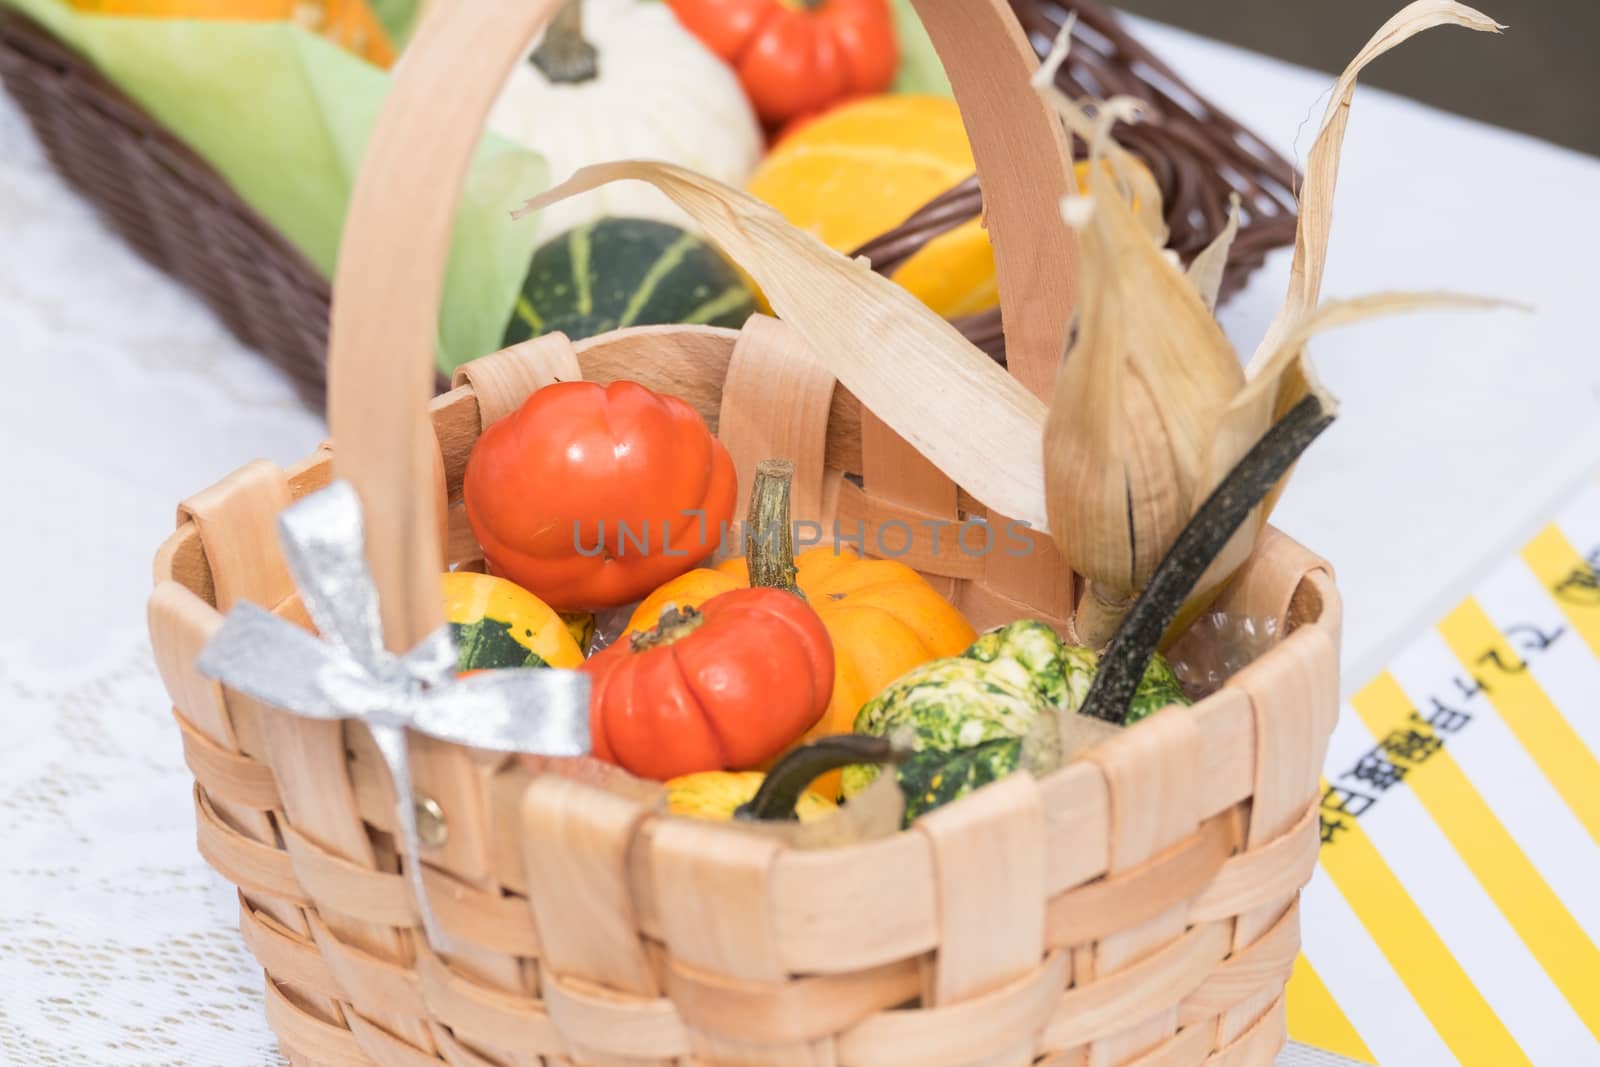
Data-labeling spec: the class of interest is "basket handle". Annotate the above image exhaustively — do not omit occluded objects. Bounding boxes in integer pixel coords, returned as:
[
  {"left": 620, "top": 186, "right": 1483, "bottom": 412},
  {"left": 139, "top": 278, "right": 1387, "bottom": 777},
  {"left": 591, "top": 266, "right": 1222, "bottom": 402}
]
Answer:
[{"left": 327, "top": 0, "right": 1077, "bottom": 650}]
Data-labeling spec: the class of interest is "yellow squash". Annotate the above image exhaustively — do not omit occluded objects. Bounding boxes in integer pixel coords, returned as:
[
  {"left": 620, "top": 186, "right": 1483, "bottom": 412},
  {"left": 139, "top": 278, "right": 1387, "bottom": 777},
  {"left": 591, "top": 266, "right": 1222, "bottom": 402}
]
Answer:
[
  {"left": 558, "top": 611, "right": 595, "bottom": 654},
  {"left": 443, "top": 571, "right": 584, "bottom": 671},
  {"left": 748, "top": 95, "right": 991, "bottom": 319},
  {"left": 665, "top": 771, "right": 834, "bottom": 823}
]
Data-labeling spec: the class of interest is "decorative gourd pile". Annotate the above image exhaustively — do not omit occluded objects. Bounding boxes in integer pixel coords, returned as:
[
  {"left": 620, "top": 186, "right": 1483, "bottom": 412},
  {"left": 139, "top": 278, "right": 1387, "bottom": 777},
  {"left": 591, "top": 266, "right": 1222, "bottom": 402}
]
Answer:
[
  {"left": 451, "top": 2, "right": 1503, "bottom": 829},
  {"left": 458, "top": 380, "right": 1202, "bottom": 827},
  {"left": 486, "top": 0, "right": 932, "bottom": 341},
  {"left": 623, "top": 460, "right": 977, "bottom": 795}
]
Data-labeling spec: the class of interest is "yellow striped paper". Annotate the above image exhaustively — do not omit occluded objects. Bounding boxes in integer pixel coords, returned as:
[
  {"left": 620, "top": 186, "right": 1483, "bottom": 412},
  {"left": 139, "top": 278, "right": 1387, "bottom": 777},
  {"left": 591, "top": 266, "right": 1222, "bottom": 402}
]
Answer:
[
  {"left": 1288, "top": 476, "right": 1600, "bottom": 1065},
  {"left": 1287, "top": 951, "right": 1374, "bottom": 1062}
]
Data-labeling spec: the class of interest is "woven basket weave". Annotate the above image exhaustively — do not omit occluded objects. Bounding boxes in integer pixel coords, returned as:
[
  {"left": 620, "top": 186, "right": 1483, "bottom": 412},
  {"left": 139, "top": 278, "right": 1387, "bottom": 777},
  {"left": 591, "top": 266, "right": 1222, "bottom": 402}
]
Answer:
[
  {"left": 2, "top": 0, "right": 1297, "bottom": 407},
  {"left": 147, "top": 0, "right": 1341, "bottom": 1064}
]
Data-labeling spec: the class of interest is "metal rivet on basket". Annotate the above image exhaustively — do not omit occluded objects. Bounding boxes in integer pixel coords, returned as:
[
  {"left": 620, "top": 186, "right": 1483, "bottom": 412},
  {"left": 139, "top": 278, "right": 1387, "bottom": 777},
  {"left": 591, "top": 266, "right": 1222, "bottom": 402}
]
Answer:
[{"left": 413, "top": 794, "right": 448, "bottom": 848}]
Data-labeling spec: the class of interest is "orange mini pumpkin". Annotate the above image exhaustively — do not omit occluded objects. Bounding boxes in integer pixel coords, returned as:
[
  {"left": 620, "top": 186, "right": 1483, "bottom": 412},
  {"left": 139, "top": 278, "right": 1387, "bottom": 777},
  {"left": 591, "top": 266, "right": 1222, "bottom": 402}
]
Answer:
[
  {"left": 586, "top": 587, "right": 834, "bottom": 781},
  {"left": 626, "top": 460, "right": 976, "bottom": 795},
  {"left": 464, "top": 379, "right": 737, "bottom": 612}
]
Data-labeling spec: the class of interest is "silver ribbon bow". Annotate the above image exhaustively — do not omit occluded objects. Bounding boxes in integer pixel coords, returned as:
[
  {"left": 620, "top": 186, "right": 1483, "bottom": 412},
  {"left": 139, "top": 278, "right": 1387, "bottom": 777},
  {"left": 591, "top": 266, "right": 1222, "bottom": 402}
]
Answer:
[{"left": 196, "top": 480, "right": 590, "bottom": 952}]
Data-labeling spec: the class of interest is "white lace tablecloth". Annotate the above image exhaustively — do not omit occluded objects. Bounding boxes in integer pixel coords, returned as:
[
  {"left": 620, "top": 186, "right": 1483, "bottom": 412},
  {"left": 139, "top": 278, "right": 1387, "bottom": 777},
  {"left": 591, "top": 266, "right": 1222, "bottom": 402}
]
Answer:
[
  {"left": 0, "top": 86, "right": 321, "bottom": 1066},
  {"left": 3, "top": 14, "right": 1596, "bottom": 1066}
]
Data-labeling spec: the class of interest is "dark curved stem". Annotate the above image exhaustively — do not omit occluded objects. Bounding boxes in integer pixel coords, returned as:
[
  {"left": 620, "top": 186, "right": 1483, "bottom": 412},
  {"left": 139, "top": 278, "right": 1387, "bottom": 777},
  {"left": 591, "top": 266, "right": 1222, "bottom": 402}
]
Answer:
[
  {"left": 736, "top": 735, "right": 910, "bottom": 821},
  {"left": 1079, "top": 391, "right": 1336, "bottom": 724}
]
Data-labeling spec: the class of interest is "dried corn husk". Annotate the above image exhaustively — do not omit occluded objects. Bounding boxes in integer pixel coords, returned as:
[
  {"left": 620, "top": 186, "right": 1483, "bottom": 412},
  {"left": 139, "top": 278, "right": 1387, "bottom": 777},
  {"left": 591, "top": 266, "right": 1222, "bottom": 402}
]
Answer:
[
  {"left": 1031, "top": 30, "right": 1167, "bottom": 247},
  {"left": 1229, "top": 0, "right": 1506, "bottom": 528},
  {"left": 1038, "top": 0, "right": 1503, "bottom": 645},
  {"left": 1250, "top": 0, "right": 1506, "bottom": 370},
  {"left": 1187, "top": 195, "right": 1241, "bottom": 315},
  {"left": 1043, "top": 95, "right": 1246, "bottom": 645}
]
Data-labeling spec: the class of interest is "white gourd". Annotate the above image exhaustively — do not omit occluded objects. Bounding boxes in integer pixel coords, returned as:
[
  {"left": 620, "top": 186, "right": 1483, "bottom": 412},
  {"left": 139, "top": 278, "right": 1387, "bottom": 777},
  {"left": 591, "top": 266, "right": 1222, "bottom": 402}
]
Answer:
[{"left": 488, "top": 0, "right": 764, "bottom": 243}]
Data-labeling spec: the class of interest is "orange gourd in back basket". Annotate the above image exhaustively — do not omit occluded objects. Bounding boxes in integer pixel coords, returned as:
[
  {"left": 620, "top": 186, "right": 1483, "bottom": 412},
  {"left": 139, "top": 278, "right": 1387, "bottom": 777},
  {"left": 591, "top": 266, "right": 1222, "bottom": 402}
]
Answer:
[
  {"left": 143, "top": 0, "right": 1496, "bottom": 1062},
  {"left": 666, "top": 0, "right": 898, "bottom": 123},
  {"left": 69, "top": 0, "right": 398, "bottom": 66}
]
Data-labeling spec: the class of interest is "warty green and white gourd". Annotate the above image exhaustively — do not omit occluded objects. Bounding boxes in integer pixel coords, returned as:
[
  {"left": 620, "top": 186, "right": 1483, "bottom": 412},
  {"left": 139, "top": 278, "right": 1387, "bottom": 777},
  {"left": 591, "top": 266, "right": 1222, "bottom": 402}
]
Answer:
[{"left": 487, "top": 0, "right": 764, "bottom": 243}]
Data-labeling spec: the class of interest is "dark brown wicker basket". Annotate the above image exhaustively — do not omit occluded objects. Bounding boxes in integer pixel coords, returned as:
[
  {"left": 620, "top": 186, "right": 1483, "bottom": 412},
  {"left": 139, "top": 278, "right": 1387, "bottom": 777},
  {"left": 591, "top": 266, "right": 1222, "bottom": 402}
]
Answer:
[
  {"left": 1, "top": 0, "right": 1297, "bottom": 403},
  {"left": 0, "top": 10, "right": 332, "bottom": 405},
  {"left": 856, "top": 0, "right": 1301, "bottom": 359}
]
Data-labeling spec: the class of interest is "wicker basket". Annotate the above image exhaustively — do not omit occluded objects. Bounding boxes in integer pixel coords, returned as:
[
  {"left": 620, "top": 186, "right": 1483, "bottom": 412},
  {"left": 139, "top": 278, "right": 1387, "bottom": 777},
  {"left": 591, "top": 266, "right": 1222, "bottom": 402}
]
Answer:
[
  {"left": 0, "top": 10, "right": 333, "bottom": 405},
  {"left": 147, "top": 0, "right": 1341, "bottom": 1063},
  {"left": 857, "top": 0, "right": 1301, "bottom": 360},
  {"left": 3, "top": 0, "right": 1297, "bottom": 406}
]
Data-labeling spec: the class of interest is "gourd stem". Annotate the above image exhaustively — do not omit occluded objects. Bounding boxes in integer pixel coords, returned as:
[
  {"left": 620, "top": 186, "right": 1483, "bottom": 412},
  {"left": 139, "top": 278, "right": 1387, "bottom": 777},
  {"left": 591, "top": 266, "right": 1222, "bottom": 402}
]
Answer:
[
  {"left": 1074, "top": 582, "right": 1133, "bottom": 649},
  {"left": 530, "top": 0, "right": 599, "bottom": 84},
  {"left": 629, "top": 605, "right": 705, "bottom": 651},
  {"left": 1079, "top": 391, "right": 1337, "bottom": 725},
  {"left": 746, "top": 459, "right": 801, "bottom": 595},
  {"left": 737, "top": 735, "right": 909, "bottom": 821}
]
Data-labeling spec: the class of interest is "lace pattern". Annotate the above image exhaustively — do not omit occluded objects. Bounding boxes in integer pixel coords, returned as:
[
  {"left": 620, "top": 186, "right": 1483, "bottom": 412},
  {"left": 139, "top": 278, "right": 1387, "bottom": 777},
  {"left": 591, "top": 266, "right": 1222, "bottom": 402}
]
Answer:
[{"left": 0, "top": 91, "right": 318, "bottom": 1066}]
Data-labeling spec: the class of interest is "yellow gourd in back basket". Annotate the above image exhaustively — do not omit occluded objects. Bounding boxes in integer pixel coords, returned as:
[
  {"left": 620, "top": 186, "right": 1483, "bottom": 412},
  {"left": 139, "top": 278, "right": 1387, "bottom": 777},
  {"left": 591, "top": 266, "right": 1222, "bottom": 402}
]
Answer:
[
  {"left": 68, "top": 0, "right": 398, "bottom": 66},
  {"left": 749, "top": 95, "right": 996, "bottom": 319},
  {"left": 749, "top": 94, "right": 1156, "bottom": 320}
]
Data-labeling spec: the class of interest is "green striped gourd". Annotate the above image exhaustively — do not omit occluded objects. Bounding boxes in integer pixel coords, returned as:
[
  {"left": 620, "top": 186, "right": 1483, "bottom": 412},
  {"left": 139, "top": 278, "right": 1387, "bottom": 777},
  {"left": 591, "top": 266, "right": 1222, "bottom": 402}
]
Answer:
[{"left": 502, "top": 217, "right": 758, "bottom": 344}]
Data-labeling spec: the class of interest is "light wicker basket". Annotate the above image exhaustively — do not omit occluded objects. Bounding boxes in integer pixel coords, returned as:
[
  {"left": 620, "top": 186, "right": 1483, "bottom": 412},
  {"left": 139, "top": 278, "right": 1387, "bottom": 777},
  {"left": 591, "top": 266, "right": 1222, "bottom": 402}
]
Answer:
[{"left": 148, "top": 0, "right": 1341, "bottom": 1063}]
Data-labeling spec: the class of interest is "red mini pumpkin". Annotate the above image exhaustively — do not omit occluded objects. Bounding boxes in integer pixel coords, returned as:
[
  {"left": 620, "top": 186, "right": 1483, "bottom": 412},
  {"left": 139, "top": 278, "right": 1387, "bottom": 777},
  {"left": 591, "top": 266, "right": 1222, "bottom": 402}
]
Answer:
[
  {"left": 463, "top": 379, "right": 737, "bottom": 612},
  {"left": 666, "top": 0, "right": 898, "bottom": 126},
  {"left": 583, "top": 587, "right": 834, "bottom": 780}
]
